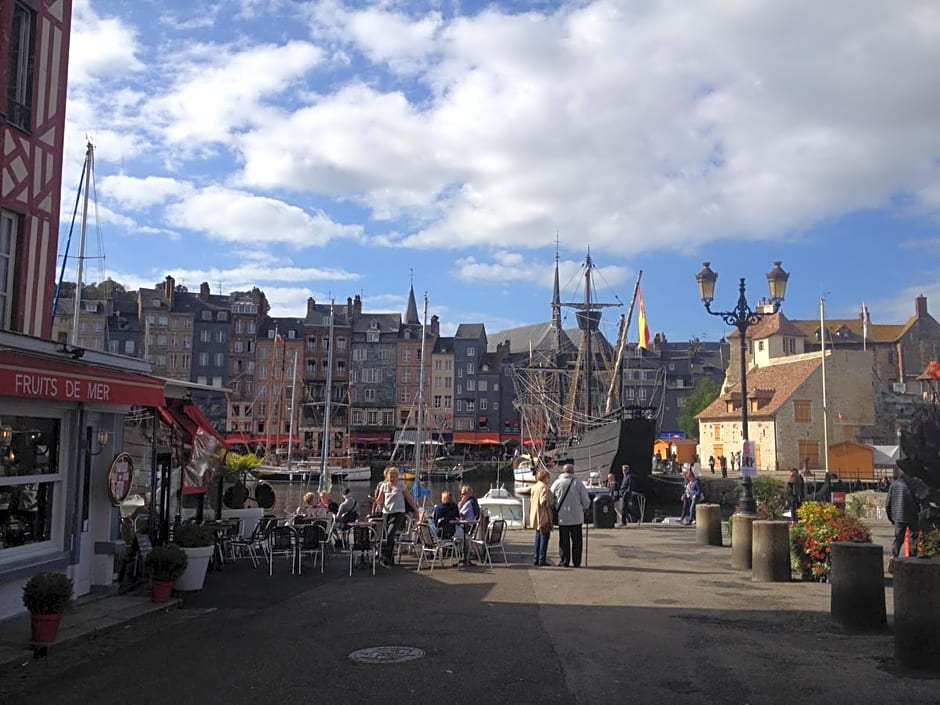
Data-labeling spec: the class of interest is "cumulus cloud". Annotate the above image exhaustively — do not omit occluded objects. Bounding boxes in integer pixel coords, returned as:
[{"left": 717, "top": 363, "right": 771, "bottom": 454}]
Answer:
[
  {"left": 164, "top": 186, "right": 363, "bottom": 246},
  {"left": 100, "top": 175, "right": 193, "bottom": 209},
  {"left": 69, "top": 0, "right": 143, "bottom": 85}
]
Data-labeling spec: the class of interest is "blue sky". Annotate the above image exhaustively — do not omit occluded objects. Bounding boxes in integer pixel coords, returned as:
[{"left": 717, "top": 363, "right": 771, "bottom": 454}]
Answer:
[{"left": 62, "top": 0, "right": 940, "bottom": 347}]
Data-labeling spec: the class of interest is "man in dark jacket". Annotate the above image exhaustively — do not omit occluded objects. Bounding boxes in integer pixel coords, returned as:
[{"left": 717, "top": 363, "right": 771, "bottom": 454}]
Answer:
[
  {"left": 886, "top": 467, "right": 920, "bottom": 558},
  {"left": 619, "top": 465, "right": 638, "bottom": 526}
]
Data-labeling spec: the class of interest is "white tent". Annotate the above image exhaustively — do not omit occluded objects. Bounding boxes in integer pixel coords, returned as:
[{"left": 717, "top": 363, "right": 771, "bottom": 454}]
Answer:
[{"left": 870, "top": 445, "right": 900, "bottom": 467}]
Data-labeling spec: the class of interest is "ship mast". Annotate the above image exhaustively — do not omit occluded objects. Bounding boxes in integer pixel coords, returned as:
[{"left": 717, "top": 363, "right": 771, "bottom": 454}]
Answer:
[{"left": 561, "top": 251, "right": 619, "bottom": 432}]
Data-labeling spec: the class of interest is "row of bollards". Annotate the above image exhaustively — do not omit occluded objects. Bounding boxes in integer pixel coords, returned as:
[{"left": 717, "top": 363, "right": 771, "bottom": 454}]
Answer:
[{"left": 693, "top": 503, "right": 940, "bottom": 673}]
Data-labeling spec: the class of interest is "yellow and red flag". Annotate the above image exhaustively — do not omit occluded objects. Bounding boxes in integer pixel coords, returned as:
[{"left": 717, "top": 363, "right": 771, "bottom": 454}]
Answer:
[{"left": 637, "top": 288, "right": 651, "bottom": 350}]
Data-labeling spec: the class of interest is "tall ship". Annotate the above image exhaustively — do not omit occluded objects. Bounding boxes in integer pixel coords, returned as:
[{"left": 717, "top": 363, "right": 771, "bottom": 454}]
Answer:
[{"left": 512, "top": 251, "right": 658, "bottom": 490}]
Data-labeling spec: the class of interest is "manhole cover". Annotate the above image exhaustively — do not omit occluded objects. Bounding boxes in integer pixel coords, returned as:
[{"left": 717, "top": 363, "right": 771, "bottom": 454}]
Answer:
[{"left": 348, "top": 646, "right": 426, "bottom": 664}]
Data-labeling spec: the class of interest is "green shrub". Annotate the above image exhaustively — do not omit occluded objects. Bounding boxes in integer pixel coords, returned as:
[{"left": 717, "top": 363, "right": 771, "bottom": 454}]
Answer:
[
  {"left": 172, "top": 523, "right": 217, "bottom": 547},
  {"left": 146, "top": 545, "right": 189, "bottom": 581},
  {"left": 752, "top": 475, "right": 787, "bottom": 519},
  {"left": 22, "top": 572, "right": 73, "bottom": 615}
]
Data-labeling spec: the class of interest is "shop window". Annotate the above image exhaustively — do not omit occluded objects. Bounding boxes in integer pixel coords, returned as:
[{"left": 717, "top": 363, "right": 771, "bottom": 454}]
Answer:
[{"left": 0, "top": 416, "right": 60, "bottom": 553}]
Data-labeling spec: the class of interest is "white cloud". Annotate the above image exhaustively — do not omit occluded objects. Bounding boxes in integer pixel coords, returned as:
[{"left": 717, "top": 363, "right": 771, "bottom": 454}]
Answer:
[
  {"left": 145, "top": 40, "right": 323, "bottom": 146},
  {"left": 69, "top": 0, "right": 143, "bottom": 85},
  {"left": 100, "top": 175, "right": 193, "bottom": 209},
  {"left": 164, "top": 186, "right": 362, "bottom": 246},
  {"left": 238, "top": 0, "right": 940, "bottom": 257}
]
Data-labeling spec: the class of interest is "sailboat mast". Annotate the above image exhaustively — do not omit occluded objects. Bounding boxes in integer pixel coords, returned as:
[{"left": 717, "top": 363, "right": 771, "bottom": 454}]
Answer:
[
  {"left": 319, "top": 301, "right": 335, "bottom": 478},
  {"left": 71, "top": 141, "right": 94, "bottom": 347},
  {"left": 286, "top": 350, "right": 297, "bottom": 471},
  {"left": 415, "top": 294, "right": 429, "bottom": 480},
  {"left": 820, "top": 297, "right": 831, "bottom": 476}
]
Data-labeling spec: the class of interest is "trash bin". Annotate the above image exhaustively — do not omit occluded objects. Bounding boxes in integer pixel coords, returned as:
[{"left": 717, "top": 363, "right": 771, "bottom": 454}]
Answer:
[{"left": 592, "top": 495, "right": 616, "bottom": 529}]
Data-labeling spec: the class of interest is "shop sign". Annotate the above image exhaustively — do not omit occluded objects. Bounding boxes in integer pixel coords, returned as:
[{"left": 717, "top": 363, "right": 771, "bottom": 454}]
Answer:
[
  {"left": 2, "top": 368, "right": 161, "bottom": 406},
  {"left": 108, "top": 452, "right": 134, "bottom": 506}
]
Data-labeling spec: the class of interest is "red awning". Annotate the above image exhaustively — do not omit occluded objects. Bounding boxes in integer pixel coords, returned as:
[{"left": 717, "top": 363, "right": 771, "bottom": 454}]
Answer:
[
  {"left": 350, "top": 432, "right": 392, "bottom": 444},
  {"left": 0, "top": 349, "right": 165, "bottom": 406},
  {"left": 181, "top": 403, "right": 226, "bottom": 447},
  {"left": 453, "top": 431, "right": 501, "bottom": 445}
]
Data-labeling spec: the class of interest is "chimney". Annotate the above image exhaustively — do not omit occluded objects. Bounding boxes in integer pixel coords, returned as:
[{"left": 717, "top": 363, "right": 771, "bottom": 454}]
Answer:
[
  {"left": 354, "top": 294, "right": 362, "bottom": 316},
  {"left": 916, "top": 295, "right": 928, "bottom": 318},
  {"left": 306, "top": 297, "right": 316, "bottom": 319},
  {"left": 199, "top": 282, "right": 210, "bottom": 301},
  {"left": 164, "top": 275, "right": 175, "bottom": 307},
  {"left": 430, "top": 314, "right": 440, "bottom": 337},
  {"left": 347, "top": 296, "right": 353, "bottom": 318}
]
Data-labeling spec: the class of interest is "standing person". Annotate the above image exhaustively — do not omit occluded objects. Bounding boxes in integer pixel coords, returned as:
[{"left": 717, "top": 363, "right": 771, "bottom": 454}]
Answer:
[
  {"left": 619, "top": 464, "right": 638, "bottom": 526},
  {"left": 708, "top": 455, "right": 716, "bottom": 475},
  {"left": 373, "top": 466, "right": 421, "bottom": 568},
  {"left": 529, "top": 469, "right": 554, "bottom": 566},
  {"left": 719, "top": 455, "right": 728, "bottom": 478},
  {"left": 786, "top": 468, "right": 805, "bottom": 522},
  {"left": 550, "top": 464, "right": 591, "bottom": 567},
  {"left": 885, "top": 466, "right": 920, "bottom": 561}
]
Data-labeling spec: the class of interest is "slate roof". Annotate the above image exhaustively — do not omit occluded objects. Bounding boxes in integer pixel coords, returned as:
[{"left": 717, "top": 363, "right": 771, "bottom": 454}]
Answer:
[
  {"left": 351, "top": 313, "right": 402, "bottom": 333},
  {"left": 788, "top": 318, "right": 906, "bottom": 344},
  {"left": 488, "top": 321, "right": 577, "bottom": 355},
  {"left": 455, "top": 323, "right": 486, "bottom": 340},
  {"left": 696, "top": 356, "right": 822, "bottom": 421}
]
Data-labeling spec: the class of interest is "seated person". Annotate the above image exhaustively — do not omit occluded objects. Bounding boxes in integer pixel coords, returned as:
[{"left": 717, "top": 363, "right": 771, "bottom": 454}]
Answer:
[
  {"left": 318, "top": 491, "right": 339, "bottom": 516},
  {"left": 296, "top": 491, "right": 318, "bottom": 517},
  {"left": 456, "top": 485, "right": 480, "bottom": 538},
  {"left": 335, "top": 487, "right": 359, "bottom": 529},
  {"left": 431, "top": 491, "right": 459, "bottom": 539}
]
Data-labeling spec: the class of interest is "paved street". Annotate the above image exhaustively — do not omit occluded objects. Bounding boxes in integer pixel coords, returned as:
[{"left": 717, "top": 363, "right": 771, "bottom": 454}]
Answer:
[{"left": 1, "top": 520, "right": 936, "bottom": 705}]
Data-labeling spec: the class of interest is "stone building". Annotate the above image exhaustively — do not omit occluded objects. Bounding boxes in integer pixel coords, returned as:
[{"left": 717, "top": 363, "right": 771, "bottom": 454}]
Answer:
[{"left": 697, "top": 349, "right": 875, "bottom": 472}]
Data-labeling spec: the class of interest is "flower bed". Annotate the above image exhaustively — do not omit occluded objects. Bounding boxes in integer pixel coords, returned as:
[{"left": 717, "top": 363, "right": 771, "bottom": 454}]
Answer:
[{"left": 789, "top": 501, "right": 872, "bottom": 581}]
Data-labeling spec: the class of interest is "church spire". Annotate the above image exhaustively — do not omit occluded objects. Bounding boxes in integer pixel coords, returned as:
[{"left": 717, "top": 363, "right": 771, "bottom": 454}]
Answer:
[
  {"left": 405, "top": 270, "right": 420, "bottom": 325},
  {"left": 551, "top": 235, "right": 562, "bottom": 352}
]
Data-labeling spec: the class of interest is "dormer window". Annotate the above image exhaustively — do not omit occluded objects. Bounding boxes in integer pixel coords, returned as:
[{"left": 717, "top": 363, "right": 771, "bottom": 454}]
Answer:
[{"left": 151, "top": 298, "right": 161, "bottom": 308}]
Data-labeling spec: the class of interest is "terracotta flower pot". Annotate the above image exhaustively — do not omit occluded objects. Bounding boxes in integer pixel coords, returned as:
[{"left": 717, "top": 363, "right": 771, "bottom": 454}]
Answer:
[
  {"left": 31, "top": 613, "right": 63, "bottom": 643},
  {"left": 151, "top": 579, "right": 175, "bottom": 604}
]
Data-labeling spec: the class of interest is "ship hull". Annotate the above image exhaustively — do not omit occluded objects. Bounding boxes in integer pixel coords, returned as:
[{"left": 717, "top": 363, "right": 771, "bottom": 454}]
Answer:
[{"left": 551, "top": 415, "right": 657, "bottom": 487}]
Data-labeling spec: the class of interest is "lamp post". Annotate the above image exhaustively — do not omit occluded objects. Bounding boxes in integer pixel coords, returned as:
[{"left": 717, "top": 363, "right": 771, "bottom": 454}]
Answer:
[{"left": 696, "top": 260, "right": 789, "bottom": 514}]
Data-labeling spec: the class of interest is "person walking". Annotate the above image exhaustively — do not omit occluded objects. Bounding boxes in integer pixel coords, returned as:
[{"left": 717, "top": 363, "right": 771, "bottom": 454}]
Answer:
[
  {"left": 708, "top": 455, "right": 715, "bottom": 475},
  {"left": 619, "top": 464, "right": 638, "bottom": 526},
  {"left": 885, "top": 466, "right": 920, "bottom": 561},
  {"left": 719, "top": 455, "right": 728, "bottom": 478},
  {"left": 529, "top": 469, "right": 554, "bottom": 566},
  {"left": 550, "top": 464, "right": 591, "bottom": 567},
  {"left": 373, "top": 466, "right": 421, "bottom": 567}
]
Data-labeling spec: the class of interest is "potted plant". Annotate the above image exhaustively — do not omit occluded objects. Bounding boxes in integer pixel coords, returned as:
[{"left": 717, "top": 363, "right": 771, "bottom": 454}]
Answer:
[
  {"left": 789, "top": 501, "right": 872, "bottom": 581},
  {"left": 218, "top": 452, "right": 264, "bottom": 537},
  {"left": 22, "top": 571, "right": 73, "bottom": 642},
  {"left": 172, "top": 523, "right": 217, "bottom": 591},
  {"left": 145, "top": 544, "right": 188, "bottom": 602}
]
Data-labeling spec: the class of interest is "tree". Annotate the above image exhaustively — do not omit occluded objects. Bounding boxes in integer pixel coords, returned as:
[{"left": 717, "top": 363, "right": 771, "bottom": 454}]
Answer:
[{"left": 678, "top": 378, "right": 721, "bottom": 440}]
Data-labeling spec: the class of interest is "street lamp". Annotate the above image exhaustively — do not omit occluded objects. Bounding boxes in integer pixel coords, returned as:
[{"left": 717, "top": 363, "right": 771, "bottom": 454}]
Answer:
[{"left": 696, "top": 260, "right": 789, "bottom": 514}]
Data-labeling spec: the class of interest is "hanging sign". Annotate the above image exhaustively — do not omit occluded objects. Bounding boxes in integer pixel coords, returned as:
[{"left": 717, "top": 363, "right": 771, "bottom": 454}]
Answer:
[
  {"left": 740, "top": 440, "right": 757, "bottom": 478},
  {"left": 108, "top": 452, "right": 134, "bottom": 505}
]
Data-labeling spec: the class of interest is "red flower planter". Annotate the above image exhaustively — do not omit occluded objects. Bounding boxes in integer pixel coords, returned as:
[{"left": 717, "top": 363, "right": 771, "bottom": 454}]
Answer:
[
  {"left": 31, "top": 613, "right": 63, "bottom": 643},
  {"left": 151, "top": 579, "right": 174, "bottom": 604}
]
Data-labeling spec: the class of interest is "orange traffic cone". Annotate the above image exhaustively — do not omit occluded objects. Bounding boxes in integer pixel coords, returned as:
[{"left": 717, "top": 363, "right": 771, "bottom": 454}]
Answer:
[{"left": 903, "top": 528, "right": 911, "bottom": 557}]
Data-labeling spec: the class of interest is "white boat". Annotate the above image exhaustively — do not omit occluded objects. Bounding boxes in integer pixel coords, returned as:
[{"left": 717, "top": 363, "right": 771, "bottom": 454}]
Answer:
[
  {"left": 254, "top": 462, "right": 371, "bottom": 483},
  {"left": 478, "top": 485, "right": 525, "bottom": 528},
  {"left": 512, "top": 453, "right": 542, "bottom": 494}
]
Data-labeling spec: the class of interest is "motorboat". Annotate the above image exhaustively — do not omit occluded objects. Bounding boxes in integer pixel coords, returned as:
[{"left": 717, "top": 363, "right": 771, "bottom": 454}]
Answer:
[{"left": 478, "top": 485, "right": 525, "bottom": 528}]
